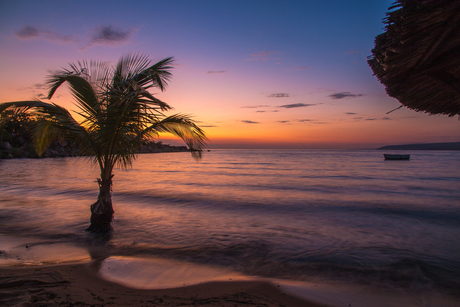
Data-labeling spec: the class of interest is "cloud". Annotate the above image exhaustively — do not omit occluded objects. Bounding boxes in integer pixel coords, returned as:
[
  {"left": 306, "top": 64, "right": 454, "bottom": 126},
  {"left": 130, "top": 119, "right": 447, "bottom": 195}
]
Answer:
[
  {"left": 329, "top": 92, "right": 363, "bottom": 99},
  {"left": 242, "top": 120, "right": 259, "bottom": 124},
  {"left": 365, "top": 118, "right": 377, "bottom": 121},
  {"left": 15, "top": 25, "right": 78, "bottom": 44},
  {"left": 286, "top": 66, "right": 313, "bottom": 71},
  {"left": 345, "top": 112, "right": 357, "bottom": 115},
  {"left": 241, "top": 105, "right": 269, "bottom": 109},
  {"left": 247, "top": 51, "right": 278, "bottom": 61},
  {"left": 15, "top": 25, "right": 39, "bottom": 39},
  {"left": 298, "top": 119, "right": 327, "bottom": 124},
  {"left": 88, "top": 25, "right": 132, "bottom": 46},
  {"left": 278, "top": 103, "right": 315, "bottom": 109},
  {"left": 207, "top": 70, "right": 227, "bottom": 74},
  {"left": 278, "top": 120, "right": 290, "bottom": 123},
  {"left": 268, "top": 93, "right": 289, "bottom": 98},
  {"left": 31, "top": 83, "right": 46, "bottom": 90},
  {"left": 256, "top": 111, "right": 266, "bottom": 113},
  {"left": 17, "top": 82, "right": 49, "bottom": 97},
  {"left": 201, "top": 125, "right": 217, "bottom": 127},
  {"left": 382, "top": 117, "right": 392, "bottom": 120}
]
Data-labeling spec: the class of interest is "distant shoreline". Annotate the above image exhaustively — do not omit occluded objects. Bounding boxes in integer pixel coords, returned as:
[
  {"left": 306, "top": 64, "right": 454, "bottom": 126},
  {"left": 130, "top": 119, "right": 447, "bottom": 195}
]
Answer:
[
  {"left": 0, "top": 141, "right": 190, "bottom": 159},
  {"left": 377, "top": 142, "right": 460, "bottom": 151}
]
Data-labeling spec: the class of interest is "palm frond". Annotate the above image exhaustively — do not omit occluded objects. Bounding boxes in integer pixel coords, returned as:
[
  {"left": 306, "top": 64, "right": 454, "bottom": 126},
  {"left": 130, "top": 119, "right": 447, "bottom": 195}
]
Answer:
[
  {"left": 132, "top": 56, "right": 174, "bottom": 92},
  {"left": 142, "top": 114, "right": 208, "bottom": 159},
  {"left": 47, "top": 69, "right": 100, "bottom": 110},
  {"left": 0, "top": 101, "right": 45, "bottom": 113},
  {"left": 33, "top": 102, "right": 94, "bottom": 155},
  {"left": 0, "top": 100, "right": 93, "bottom": 156},
  {"left": 139, "top": 89, "right": 172, "bottom": 111}
]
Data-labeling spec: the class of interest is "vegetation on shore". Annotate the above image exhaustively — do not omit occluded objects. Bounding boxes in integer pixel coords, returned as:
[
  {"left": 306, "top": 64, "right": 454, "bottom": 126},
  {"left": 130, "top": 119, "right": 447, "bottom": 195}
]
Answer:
[{"left": 0, "top": 110, "right": 189, "bottom": 159}]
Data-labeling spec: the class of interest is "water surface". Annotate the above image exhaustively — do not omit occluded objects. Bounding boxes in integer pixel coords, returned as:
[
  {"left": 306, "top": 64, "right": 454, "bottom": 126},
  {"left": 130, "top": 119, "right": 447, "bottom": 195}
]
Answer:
[{"left": 0, "top": 149, "right": 459, "bottom": 295}]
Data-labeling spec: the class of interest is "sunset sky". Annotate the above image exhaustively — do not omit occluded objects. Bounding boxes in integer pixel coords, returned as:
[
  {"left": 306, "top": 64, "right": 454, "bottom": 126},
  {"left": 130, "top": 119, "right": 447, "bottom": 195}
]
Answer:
[{"left": 1, "top": 0, "right": 459, "bottom": 149}]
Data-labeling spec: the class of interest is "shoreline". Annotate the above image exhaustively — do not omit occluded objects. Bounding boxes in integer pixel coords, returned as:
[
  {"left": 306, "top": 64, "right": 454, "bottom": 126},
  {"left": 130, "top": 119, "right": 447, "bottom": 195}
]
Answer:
[
  {"left": 0, "top": 262, "right": 321, "bottom": 307},
  {"left": 1, "top": 234, "right": 460, "bottom": 306},
  {"left": 2, "top": 261, "right": 460, "bottom": 307}
]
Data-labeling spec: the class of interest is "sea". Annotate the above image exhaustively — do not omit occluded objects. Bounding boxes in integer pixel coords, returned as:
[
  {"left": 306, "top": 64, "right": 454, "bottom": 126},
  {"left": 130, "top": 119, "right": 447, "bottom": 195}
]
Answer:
[{"left": 0, "top": 149, "right": 459, "bottom": 297}]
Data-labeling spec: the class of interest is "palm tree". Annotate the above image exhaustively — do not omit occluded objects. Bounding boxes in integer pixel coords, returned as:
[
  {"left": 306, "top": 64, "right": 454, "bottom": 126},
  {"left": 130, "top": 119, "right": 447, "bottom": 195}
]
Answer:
[{"left": 0, "top": 53, "right": 207, "bottom": 232}]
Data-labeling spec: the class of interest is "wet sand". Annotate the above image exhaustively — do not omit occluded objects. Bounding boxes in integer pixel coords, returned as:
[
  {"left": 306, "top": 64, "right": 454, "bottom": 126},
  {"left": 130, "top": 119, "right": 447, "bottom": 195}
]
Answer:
[
  {"left": 2, "top": 235, "right": 460, "bottom": 306},
  {"left": 0, "top": 262, "right": 323, "bottom": 307}
]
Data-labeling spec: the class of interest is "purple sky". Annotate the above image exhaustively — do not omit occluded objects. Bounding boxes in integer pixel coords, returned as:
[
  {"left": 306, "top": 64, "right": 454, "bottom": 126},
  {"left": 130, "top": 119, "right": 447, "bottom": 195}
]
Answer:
[{"left": 1, "top": 0, "right": 458, "bottom": 148}]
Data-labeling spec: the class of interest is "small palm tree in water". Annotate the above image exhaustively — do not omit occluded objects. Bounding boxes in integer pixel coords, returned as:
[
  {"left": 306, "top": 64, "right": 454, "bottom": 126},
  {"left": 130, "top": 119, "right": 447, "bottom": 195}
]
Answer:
[{"left": 0, "top": 53, "right": 207, "bottom": 232}]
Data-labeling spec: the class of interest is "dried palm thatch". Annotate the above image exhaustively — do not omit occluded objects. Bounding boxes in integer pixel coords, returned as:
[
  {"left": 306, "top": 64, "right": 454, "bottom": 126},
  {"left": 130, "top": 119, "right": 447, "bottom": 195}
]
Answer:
[{"left": 368, "top": 0, "right": 460, "bottom": 116}]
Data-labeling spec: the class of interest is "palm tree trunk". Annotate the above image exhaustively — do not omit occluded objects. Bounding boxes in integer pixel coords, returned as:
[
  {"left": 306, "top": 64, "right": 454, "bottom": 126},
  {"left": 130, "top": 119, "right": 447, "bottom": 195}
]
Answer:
[{"left": 86, "top": 175, "right": 114, "bottom": 232}]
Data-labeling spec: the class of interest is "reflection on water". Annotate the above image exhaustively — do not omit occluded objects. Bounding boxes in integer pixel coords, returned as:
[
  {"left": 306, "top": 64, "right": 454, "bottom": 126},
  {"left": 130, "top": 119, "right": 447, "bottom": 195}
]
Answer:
[
  {"left": 100, "top": 256, "right": 249, "bottom": 289},
  {"left": 0, "top": 235, "right": 90, "bottom": 266},
  {"left": 0, "top": 150, "right": 459, "bottom": 295}
]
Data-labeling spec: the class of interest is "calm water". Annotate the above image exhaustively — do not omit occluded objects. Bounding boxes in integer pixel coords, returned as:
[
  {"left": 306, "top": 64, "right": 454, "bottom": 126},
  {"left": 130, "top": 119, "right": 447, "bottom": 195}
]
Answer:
[{"left": 0, "top": 150, "right": 459, "bottom": 294}]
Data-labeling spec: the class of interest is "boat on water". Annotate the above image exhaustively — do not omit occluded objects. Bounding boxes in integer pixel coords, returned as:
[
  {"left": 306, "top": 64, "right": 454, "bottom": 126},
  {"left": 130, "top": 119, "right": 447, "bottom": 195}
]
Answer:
[{"left": 384, "top": 154, "right": 410, "bottom": 160}]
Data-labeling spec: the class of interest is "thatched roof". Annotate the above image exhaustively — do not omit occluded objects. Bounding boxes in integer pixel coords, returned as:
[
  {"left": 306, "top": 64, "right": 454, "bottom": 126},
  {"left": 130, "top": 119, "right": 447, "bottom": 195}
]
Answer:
[{"left": 368, "top": 0, "right": 460, "bottom": 116}]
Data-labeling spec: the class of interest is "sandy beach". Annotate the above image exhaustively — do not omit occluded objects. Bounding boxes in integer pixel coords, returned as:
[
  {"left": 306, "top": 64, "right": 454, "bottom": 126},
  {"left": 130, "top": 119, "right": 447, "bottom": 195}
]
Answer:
[{"left": 0, "top": 261, "right": 323, "bottom": 307}]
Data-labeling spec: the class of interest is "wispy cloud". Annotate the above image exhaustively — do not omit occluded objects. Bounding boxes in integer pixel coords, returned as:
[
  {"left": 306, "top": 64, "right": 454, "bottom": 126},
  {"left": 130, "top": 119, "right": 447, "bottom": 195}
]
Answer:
[
  {"left": 286, "top": 66, "right": 312, "bottom": 71},
  {"left": 207, "top": 70, "right": 228, "bottom": 74},
  {"left": 15, "top": 25, "right": 39, "bottom": 39},
  {"left": 17, "top": 82, "right": 48, "bottom": 98},
  {"left": 241, "top": 105, "right": 269, "bottom": 109},
  {"left": 256, "top": 111, "right": 266, "bottom": 113},
  {"left": 15, "top": 25, "right": 78, "bottom": 44},
  {"left": 278, "top": 120, "right": 290, "bottom": 123},
  {"left": 345, "top": 112, "right": 357, "bottom": 115},
  {"left": 278, "top": 103, "right": 315, "bottom": 109},
  {"left": 247, "top": 51, "right": 278, "bottom": 61},
  {"left": 201, "top": 125, "right": 218, "bottom": 127},
  {"left": 329, "top": 92, "right": 363, "bottom": 99},
  {"left": 268, "top": 93, "right": 289, "bottom": 98},
  {"left": 298, "top": 119, "right": 327, "bottom": 124},
  {"left": 351, "top": 116, "right": 393, "bottom": 122},
  {"left": 32, "top": 83, "right": 47, "bottom": 90},
  {"left": 88, "top": 25, "right": 132, "bottom": 47},
  {"left": 242, "top": 120, "right": 259, "bottom": 124}
]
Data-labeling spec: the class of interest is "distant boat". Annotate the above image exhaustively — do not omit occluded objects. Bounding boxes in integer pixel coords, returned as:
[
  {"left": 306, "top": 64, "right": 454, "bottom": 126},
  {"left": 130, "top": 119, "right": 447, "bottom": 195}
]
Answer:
[{"left": 384, "top": 154, "right": 410, "bottom": 160}]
